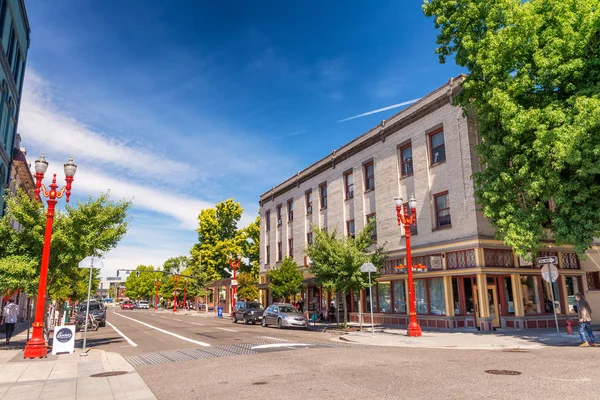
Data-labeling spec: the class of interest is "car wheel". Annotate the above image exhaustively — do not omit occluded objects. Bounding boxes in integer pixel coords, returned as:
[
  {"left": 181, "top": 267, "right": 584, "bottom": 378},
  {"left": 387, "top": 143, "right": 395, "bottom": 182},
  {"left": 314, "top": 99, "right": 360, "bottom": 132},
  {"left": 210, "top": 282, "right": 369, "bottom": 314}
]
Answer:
[
  {"left": 244, "top": 316, "right": 249, "bottom": 325},
  {"left": 232, "top": 315, "right": 237, "bottom": 323},
  {"left": 252, "top": 321, "right": 256, "bottom": 325},
  {"left": 100, "top": 321, "right": 106, "bottom": 327},
  {"left": 277, "top": 318, "right": 283, "bottom": 329},
  {"left": 262, "top": 318, "right": 267, "bottom": 327}
]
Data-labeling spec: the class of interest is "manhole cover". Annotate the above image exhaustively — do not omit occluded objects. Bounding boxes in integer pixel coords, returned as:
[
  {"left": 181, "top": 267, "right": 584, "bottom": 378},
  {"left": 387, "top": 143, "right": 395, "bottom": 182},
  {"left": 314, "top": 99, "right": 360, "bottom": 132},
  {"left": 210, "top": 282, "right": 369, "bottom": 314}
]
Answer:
[
  {"left": 90, "top": 371, "right": 128, "bottom": 378},
  {"left": 252, "top": 381, "right": 269, "bottom": 385},
  {"left": 485, "top": 370, "right": 522, "bottom": 376}
]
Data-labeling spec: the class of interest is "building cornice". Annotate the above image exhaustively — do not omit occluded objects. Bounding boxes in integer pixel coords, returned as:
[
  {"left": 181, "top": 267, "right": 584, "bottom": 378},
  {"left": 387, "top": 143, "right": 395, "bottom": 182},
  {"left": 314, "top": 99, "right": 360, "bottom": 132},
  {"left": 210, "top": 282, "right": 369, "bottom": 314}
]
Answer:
[{"left": 259, "top": 74, "right": 467, "bottom": 206}]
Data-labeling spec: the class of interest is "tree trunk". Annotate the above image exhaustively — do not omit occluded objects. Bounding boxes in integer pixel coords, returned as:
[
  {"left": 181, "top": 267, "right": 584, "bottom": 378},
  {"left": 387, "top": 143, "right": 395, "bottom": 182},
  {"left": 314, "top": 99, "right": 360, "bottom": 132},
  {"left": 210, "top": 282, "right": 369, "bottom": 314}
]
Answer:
[{"left": 343, "top": 292, "right": 348, "bottom": 323}]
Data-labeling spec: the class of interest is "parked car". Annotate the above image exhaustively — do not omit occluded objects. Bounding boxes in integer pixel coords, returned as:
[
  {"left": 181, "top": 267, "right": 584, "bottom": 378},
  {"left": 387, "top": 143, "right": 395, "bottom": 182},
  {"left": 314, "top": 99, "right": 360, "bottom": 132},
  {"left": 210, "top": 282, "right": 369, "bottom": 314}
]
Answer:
[
  {"left": 138, "top": 300, "right": 149, "bottom": 309},
  {"left": 232, "top": 301, "right": 264, "bottom": 324},
  {"left": 75, "top": 301, "right": 106, "bottom": 329},
  {"left": 121, "top": 301, "right": 134, "bottom": 310},
  {"left": 262, "top": 303, "right": 308, "bottom": 329}
]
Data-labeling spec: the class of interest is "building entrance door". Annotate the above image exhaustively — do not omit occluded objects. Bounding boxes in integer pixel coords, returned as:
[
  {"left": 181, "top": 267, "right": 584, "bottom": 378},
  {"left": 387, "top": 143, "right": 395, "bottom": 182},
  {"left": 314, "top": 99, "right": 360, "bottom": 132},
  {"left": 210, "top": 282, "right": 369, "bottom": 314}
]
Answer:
[{"left": 487, "top": 285, "right": 500, "bottom": 328}]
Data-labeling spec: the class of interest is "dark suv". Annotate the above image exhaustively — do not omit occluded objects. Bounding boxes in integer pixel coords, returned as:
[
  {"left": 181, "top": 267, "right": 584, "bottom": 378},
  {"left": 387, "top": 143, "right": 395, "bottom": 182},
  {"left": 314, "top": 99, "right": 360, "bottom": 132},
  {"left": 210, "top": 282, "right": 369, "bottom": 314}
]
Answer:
[
  {"left": 76, "top": 301, "right": 106, "bottom": 328},
  {"left": 232, "top": 301, "right": 264, "bottom": 324}
]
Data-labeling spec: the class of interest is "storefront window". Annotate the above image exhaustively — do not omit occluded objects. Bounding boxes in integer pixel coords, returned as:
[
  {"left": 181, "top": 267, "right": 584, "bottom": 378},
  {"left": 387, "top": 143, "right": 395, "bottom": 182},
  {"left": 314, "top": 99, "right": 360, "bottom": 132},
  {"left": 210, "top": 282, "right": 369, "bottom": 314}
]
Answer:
[
  {"left": 366, "top": 286, "right": 374, "bottom": 312},
  {"left": 415, "top": 279, "right": 428, "bottom": 314},
  {"left": 541, "top": 280, "right": 562, "bottom": 314},
  {"left": 393, "top": 281, "right": 406, "bottom": 313},
  {"left": 565, "top": 276, "right": 580, "bottom": 313},
  {"left": 503, "top": 277, "right": 515, "bottom": 314},
  {"left": 429, "top": 278, "right": 446, "bottom": 315},
  {"left": 452, "top": 278, "right": 460, "bottom": 314},
  {"left": 521, "top": 276, "right": 541, "bottom": 314},
  {"left": 353, "top": 290, "right": 360, "bottom": 313},
  {"left": 378, "top": 282, "right": 391, "bottom": 313}
]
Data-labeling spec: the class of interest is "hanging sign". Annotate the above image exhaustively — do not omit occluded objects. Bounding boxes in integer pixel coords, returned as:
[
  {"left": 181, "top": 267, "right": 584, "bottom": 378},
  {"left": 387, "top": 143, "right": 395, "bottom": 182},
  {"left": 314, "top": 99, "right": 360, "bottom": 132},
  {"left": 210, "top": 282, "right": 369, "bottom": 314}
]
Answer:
[{"left": 52, "top": 325, "right": 76, "bottom": 355}]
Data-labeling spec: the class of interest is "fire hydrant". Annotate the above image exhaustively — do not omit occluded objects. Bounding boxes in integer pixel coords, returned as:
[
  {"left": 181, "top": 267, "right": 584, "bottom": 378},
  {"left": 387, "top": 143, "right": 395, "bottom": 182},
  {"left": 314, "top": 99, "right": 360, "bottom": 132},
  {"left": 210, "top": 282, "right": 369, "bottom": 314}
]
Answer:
[{"left": 566, "top": 318, "right": 573, "bottom": 335}]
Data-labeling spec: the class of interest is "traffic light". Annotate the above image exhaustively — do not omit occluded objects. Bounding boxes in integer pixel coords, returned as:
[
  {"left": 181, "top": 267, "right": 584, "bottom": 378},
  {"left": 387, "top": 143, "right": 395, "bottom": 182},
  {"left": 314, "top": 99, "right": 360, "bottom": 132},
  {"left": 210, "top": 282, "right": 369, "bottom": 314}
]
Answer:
[{"left": 136, "top": 271, "right": 140, "bottom": 278}]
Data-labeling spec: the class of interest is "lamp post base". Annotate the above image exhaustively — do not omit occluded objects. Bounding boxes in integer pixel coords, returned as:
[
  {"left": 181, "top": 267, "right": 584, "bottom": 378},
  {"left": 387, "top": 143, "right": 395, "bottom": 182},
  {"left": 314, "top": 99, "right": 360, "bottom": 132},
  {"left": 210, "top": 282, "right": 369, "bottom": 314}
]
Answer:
[
  {"left": 23, "top": 337, "right": 48, "bottom": 359},
  {"left": 407, "top": 321, "right": 422, "bottom": 337}
]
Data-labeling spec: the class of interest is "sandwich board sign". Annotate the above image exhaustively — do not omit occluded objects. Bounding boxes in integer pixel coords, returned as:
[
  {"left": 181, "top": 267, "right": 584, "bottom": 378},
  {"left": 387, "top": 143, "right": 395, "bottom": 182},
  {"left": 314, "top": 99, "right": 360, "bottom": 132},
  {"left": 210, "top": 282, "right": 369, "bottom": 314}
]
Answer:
[{"left": 52, "top": 325, "right": 76, "bottom": 355}]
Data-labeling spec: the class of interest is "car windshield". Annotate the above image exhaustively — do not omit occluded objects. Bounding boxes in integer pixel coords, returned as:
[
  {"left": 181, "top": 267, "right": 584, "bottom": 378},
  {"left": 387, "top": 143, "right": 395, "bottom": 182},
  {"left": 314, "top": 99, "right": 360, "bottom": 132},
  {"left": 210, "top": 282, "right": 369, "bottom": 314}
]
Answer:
[
  {"left": 279, "top": 306, "right": 298, "bottom": 314},
  {"left": 79, "top": 303, "right": 101, "bottom": 312},
  {"left": 246, "top": 303, "right": 263, "bottom": 310}
]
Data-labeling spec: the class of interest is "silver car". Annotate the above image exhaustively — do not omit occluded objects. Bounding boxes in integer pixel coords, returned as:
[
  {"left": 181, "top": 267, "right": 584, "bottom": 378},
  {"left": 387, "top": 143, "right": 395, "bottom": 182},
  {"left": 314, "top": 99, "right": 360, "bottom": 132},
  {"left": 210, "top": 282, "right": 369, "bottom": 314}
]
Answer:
[{"left": 262, "top": 303, "right": 308, "bottom": 329}]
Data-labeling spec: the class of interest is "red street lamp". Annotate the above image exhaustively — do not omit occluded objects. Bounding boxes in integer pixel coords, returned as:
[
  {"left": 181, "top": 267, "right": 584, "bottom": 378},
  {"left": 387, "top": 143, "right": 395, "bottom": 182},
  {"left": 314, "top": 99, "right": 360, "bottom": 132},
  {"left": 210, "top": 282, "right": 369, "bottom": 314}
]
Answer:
[
  {"left": 394, "top": 194, "right": 422, "bottom": 337},
  {"left": 154, "top": 279, "right": 160, "bottom": 310},
  {"left": 24, "top": 154, "right": 77, "bottom": 359},
  {"left": 183, "top": 278, "right": 187, "bottom": 310},
  {"left": 172, "top": 274, "right": 181, "bottom": 313},
  {"left": 228, "top": 253, "right": 241, "bottom": 316}
]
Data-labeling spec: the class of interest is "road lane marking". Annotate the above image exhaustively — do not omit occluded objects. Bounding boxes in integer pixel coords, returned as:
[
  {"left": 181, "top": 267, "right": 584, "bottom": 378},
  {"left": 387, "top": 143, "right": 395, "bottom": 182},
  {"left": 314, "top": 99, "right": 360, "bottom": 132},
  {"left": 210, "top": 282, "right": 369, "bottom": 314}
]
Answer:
[
  {"left": 216, "top": 327, "right": 238, "bottom": 332},
  {"left": 191, "top": 323, "right": 204, "bottom": 326},
  {"left": 173, "top": 319, "right": 183, "bottom": 322},
  {"left": 106, "top": 320, "right": 138, "bottom": 347},
  {"left": 113, "top": 312, "right": 211, "bottom": 347},
  {"left": 251, "top": 343, "right": 310, "bottom": 350},
  {"left": 258, "top": 336, "right": 290, "bottom": 342},
  {"left": 159, "top": 316, "right": 167, "bottom": 319}
]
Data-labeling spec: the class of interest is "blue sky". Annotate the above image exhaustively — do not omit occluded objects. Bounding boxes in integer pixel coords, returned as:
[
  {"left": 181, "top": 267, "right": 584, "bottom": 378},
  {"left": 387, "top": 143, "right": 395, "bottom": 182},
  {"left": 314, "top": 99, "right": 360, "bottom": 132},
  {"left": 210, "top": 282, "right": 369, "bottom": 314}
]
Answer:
[{"left": 18, "top": 1, "right": 463, "bottom": 280}]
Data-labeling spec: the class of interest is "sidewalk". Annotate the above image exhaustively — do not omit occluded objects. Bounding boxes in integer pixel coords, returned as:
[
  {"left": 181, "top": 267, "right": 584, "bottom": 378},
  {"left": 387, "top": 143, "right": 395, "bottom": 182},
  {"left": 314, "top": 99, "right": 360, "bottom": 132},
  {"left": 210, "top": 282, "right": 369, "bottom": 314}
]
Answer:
[
  {"left": 0, "top": 349, "right": 156, "bottom": 400},
  {"left": 339, "top": 326, "right": 597, "bottom": 350}
]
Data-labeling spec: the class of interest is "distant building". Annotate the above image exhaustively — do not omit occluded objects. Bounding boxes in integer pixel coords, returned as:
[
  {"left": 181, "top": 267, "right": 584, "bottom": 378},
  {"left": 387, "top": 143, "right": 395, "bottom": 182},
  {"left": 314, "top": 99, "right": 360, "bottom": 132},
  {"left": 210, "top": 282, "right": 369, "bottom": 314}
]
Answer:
[
  {"left": 259, "top": 75, "right": 599, "bottom": 331},
  {"left": 0, "top": 0, "right": 30, "bottom": 216}
]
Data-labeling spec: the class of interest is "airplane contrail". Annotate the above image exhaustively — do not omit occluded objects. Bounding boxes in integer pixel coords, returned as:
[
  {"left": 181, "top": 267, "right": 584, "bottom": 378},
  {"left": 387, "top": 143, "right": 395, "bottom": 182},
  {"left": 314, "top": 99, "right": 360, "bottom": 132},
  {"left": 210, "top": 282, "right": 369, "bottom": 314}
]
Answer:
[{"left": 337, "top": 98, "right": 421, "bottom": 123}]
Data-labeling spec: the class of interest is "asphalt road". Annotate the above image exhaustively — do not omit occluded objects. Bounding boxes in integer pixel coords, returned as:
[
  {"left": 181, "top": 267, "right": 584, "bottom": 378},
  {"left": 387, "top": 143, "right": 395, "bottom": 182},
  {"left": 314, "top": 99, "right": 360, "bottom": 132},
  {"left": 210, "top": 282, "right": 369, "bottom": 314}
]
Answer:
[{"left": 84, "top": 309, "right": 600, "bottom": 400}]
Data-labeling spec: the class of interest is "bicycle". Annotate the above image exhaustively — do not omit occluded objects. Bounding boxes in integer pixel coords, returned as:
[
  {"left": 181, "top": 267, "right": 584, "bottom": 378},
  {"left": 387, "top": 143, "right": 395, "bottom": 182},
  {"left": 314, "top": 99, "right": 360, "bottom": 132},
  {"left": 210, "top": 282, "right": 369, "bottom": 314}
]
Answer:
[{"left": 76, "top": 314, "right": 99, "bottom": 332}]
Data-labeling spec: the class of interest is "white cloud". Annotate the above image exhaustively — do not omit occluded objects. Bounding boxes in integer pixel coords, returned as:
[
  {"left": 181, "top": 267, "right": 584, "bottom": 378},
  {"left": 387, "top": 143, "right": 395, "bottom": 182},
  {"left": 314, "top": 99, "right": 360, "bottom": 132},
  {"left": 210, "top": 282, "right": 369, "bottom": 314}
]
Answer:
[{"left": 19, "top": 69, "right": 195, "bottom": 185}]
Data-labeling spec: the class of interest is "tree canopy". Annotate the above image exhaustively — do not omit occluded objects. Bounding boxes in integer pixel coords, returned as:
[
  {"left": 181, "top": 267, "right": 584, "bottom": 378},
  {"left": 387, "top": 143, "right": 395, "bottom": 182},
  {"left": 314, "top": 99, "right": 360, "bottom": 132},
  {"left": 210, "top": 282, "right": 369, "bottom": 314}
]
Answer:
[
  {"left": 305, "top": 220, "right": 386, "bottom": 322},
  {"left": 423, "top": 0, "right": 600, "bottom": 255},
  {"left": 0, "top": 190, "right": 130, "bottom": 300},
  {"left": 236, "top": 271, "right": 259, "bottom": 302},
  {"left": 123, "top": 265, "right": 160, "bottom": 300},
  {"left": 240, "top": 215, "right": 260, "bottom": 278},
  {"left": 267, "top": 257, "right": 303, "bottom": 302}
]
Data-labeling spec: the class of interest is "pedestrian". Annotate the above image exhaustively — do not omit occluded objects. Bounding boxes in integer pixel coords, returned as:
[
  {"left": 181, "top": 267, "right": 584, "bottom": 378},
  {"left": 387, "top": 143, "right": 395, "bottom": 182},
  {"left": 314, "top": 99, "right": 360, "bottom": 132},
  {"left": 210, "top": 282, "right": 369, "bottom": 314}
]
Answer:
[
  {"left": 575, "top": 293, "right": 597, "bottom": 347},
  {"left": 2, "top": 299, "right": 18, "bottom": 345}
]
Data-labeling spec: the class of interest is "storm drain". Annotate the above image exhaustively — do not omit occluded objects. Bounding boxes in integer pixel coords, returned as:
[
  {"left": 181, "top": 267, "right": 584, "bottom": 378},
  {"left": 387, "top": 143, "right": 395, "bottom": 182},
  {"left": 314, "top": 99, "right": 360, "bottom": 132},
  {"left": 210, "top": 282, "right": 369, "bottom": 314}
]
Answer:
[
  {"left": 502, "top": 349, "right": 532, "bottom": 353},
  {"left": 485, "top": 370, "right": 522, "bottom": 376},
  {"left": 90, "top": 371, "right": 128, "bottom": 378},
  {"left": 252, "top": 382, "right": 269, "bottom": 385}
]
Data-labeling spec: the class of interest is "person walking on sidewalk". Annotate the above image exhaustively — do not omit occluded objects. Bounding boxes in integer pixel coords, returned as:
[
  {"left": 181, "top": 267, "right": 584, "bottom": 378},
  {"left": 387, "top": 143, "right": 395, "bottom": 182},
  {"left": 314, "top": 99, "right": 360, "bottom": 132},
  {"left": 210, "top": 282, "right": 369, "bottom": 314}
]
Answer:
[
  {"left": 575, "top": 293, "right": 597, "bottom": 347},
  {"left": 2, "top": 299, "right": 18, "bottom": 345}
]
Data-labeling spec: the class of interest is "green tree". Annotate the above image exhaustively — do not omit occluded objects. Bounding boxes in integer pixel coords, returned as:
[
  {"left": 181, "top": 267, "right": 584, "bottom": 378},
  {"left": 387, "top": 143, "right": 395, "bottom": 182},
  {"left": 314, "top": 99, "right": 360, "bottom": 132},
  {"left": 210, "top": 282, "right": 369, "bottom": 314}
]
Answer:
[
  {"left": 423, "top": 0, "right": 600, "bottom": 255},
  {"left": 267, "top": 257, "right": 303, "bottom": 302},
  {"left": 240, "top": 215, "right": 260, "bottom": 278},
  {"left": 190, "top": 199, "right": 246, "bottom": 281},
  {"left": 0, "top": 190, "right": 130, "bottom": 301},
  {"left": 160, "top": 256, "right": 189, "bottom": 299},
  {"left": 236, "top": 271, "right": 259, "bottom": 301},
  {"left": 0, "top": 255, "right": 39, "bottom": 297},
  {"left": 305, "top": 220, "right": 386, "bottom": 322},
  {"left": 123, "top": 265, "right": 159, "bottom": 300}
]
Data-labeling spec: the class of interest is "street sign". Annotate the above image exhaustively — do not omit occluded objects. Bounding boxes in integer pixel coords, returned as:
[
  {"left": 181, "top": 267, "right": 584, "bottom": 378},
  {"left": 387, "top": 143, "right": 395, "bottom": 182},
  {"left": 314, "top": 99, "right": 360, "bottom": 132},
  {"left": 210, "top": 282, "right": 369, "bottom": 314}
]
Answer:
[
  {"left": 360, "top": 263, "right": 377, "bottom": 273},
  {"left": 231, "top": 279, "right": 238, "bottom": 286},
  {"left": 535, "top": 256, "right": 558, "bottom": 266},
  {"left": 541, "top": 264, "right": 559, "bottom": 283},
  {"left": 78, "top": 256, "right": 104, "bottom": 269}
]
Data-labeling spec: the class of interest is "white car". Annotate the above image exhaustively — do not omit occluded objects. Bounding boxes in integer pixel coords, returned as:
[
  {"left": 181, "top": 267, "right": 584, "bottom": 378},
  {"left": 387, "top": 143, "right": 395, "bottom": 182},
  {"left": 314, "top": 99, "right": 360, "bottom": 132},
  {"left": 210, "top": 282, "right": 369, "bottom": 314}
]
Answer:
[{"left": 138, "top": 301, "right": 149, "bottom": 309}]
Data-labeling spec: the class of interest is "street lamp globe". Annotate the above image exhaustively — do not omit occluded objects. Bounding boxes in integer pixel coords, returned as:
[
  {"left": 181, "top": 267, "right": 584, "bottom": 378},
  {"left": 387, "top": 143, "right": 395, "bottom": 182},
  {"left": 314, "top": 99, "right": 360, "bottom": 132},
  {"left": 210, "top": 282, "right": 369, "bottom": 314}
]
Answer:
[
  {"left": 408, "top": 194, "right": 417, "bottom": 210},
  {"left": 393, "top": 196, "right": 403, "bottom": 208},
  {"left": 237, "top": 254, "right": 241, "bottom": 260},
  {"left": 228, "top": 253, "right": 232, "bottom": 260},
  {"left": 64, "top": 156, "right": 77, "bottom": 177},
  {"left": 35, "top": 153, "right": 49, "bottom": 174}
]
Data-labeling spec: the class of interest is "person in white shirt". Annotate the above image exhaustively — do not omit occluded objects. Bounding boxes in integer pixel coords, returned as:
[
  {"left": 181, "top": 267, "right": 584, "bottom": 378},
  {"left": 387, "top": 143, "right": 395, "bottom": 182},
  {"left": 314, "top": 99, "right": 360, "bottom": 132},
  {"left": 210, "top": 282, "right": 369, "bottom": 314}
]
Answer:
[{"left": 2, "top": 299, "right": 18, "bottom": 344}]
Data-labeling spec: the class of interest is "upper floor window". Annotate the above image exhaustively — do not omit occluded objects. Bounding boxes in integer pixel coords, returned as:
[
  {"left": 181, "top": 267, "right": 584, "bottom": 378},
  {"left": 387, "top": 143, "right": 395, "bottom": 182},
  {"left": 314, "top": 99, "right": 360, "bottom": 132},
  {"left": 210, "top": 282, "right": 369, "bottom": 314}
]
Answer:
[
  {"left": 364, "top": 162, "right": 375, "bottom": 191},
  {"left": 7, "top": 27, "right": 15, "bottom": 68},
  {"left": 288, "top": 238, "right": 294, "bottom": 256},
  {"left": 366, "top": 213, "right": 377, "bottom": 241},
  {"left": 266, "top": 245, "right": 271, "bottom": 264},
  {"left": 306, "top": 232, "right": 313, "bottom": 246},
  {"left": 276, "top": 205, "right": 282, "bottom": 226},
  {"left": 287, "top": 199, "right": 294, "bottom": 222},
  {"left": 400, "top": 144, "right": 413, "bottom": 177},
  {"left": 306, "top": 190, "right": 313, "bottom": 215},
  {"left": 12, "top": 48, "right": 20, "bottom": 83},
  {"left": 277, "top": 241, "right": 283, "bottom": 261},
  {"left": 320, "top": 183, "right": 328, "bottom": 209},
  {"left": 344, "top": 170, "right": 354, "bottom": 199},
  {"left": 429, "top": 128, "right": 446, "bottom": 164},
  {"left": 265, "top": 210, "right": 271, "bottom": 231},
  {"left": 434, "top": 192, "right": 451, "bottom": 228},
  {"left": 346, "top": 219, "right": 355, "bottom": 238}
]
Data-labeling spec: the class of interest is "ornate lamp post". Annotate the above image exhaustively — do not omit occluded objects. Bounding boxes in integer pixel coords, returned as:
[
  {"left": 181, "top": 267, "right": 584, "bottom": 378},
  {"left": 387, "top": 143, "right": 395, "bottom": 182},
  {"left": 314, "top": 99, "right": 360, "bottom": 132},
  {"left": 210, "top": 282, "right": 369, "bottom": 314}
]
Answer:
[
  {"left": 24, "top": 154, "right": 77, "bottom": 358},
  {"left": 228, "top": 254, "right": 241, "bottom": 316},
  {"left": 183, "top": 278, "right": 187, "bottom": 310},
  {"left": 394, "top": 194, "right": 422, "bottom": 337}
]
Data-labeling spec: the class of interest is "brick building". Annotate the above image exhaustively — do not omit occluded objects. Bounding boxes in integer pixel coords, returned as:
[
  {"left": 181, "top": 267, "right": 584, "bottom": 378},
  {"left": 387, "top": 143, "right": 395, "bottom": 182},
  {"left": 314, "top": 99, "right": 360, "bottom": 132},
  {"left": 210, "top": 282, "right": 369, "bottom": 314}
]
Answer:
[{"left": 258, "top": 75, "right": 600, "bottom": 330}]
